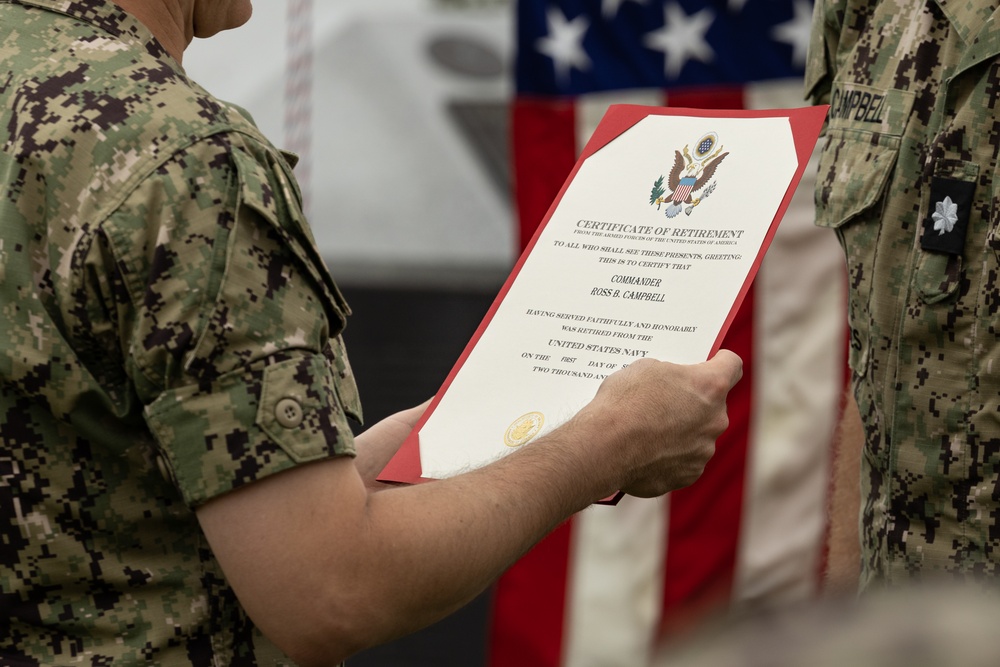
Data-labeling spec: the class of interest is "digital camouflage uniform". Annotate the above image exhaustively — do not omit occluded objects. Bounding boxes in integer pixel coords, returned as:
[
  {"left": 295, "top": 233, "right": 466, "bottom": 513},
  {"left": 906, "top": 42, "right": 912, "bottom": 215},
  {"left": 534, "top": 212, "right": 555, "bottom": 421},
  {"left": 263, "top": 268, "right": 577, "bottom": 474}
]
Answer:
[
  {"left": 0, "top": 0, "right": 362, "bottom": 664},
  {"left": 807, "top": 0, "right": 1000, "bottom": 587}
]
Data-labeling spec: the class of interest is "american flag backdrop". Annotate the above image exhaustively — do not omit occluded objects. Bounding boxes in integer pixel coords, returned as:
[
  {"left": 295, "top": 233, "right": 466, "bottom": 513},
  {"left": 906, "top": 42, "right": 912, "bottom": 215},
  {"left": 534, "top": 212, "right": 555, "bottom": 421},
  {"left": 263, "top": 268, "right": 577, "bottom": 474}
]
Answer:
[{"left": 488, "top": 1, "right": 848, "bottom": 665}]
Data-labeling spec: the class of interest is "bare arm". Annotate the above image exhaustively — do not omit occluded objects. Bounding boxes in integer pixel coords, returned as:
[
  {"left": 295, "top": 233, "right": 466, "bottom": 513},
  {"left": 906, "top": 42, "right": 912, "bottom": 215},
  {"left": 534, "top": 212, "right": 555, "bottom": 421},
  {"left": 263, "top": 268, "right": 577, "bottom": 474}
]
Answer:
[
  {"left": 196, "top": 352, "right": 742, "bottom": 666},
  {"left": 823, "top": 390, "right": 862, "bottom": 594}
]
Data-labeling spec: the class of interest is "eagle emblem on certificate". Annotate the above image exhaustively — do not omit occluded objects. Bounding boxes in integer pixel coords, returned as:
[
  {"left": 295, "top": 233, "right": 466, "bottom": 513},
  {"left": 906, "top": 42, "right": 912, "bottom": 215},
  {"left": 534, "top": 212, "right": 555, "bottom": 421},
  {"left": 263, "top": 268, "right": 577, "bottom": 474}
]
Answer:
[
  {"left": 504, "top": 412, "right": 545, "bottom": 448},
  {"left": 650, "top": 132, "right": 729, "bottom": 218}
]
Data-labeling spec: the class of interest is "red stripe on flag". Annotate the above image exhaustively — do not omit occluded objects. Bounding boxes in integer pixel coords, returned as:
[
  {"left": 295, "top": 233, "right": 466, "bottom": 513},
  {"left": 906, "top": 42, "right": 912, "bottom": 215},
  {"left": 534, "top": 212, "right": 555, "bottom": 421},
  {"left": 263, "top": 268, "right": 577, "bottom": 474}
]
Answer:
[
  {"left": 658, "top": 85, "right": 751, "bottom": 640},
  {"left": 512, "top": 97, "right": 579, "bottom": 250},
  {"left": 664, "top": 85, "right": 745, "bottom": 111},
  {"left": 817, "top": 306, "right": 854, "bottom": 592},
  {"left": 660, "top": 285, "right": 755, "bottom": 637},
  {"left": 489, "top": 97, "right": 579, "bottom": 667},
  {"left": 488, "top": 521, "right": 574, "bottom": 667}
]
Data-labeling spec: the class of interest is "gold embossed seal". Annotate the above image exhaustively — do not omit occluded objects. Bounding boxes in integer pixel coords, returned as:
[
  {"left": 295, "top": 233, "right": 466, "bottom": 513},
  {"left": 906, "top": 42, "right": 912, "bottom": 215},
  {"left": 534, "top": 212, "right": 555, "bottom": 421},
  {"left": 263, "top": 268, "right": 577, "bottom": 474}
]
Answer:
[{"left": 504, "top": 412, "right": 545, "bottom": 448}]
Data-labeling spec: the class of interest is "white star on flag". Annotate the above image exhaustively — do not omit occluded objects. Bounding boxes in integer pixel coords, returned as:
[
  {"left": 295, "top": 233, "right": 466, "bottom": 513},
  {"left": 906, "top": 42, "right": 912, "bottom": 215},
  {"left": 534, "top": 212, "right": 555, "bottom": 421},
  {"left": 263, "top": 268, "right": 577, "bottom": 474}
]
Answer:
[
  {"left": 601, "top": 0, "right": 648, "bottom": 18},
  {"left": 643, "top": 2, "right": 716, "bottom": 79},
  {"left": 535, "top": 6, "right": 591, "bottom": 87},
  {"left": 771, "top": 0, "right": 813, "bottom": 68}
]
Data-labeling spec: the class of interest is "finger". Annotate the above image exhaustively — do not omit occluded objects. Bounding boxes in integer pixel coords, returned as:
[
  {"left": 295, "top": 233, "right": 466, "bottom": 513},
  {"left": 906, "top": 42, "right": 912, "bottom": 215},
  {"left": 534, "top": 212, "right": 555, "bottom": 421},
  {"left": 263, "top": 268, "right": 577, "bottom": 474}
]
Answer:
[
  {"left": 705, "top": 349, "right": 743, "bottom": 387},
  {"left": 385, "top": 399, "right": 434, "bottom": 429}
]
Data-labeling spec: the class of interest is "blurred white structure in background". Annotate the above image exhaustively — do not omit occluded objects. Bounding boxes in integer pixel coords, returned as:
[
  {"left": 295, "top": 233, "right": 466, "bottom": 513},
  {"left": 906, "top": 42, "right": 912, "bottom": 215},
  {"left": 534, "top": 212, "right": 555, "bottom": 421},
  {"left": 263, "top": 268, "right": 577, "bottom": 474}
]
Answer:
[{"left": 186, "top": 1, "right": 515, "bottom": 287}]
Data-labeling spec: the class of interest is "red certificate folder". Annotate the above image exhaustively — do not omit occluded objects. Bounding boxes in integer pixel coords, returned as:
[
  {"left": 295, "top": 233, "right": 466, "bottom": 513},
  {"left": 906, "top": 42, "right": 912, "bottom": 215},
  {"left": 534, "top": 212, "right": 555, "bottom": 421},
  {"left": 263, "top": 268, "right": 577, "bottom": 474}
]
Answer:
[{"left": 379, "top": 103, "right": 828, "bottom": 500}]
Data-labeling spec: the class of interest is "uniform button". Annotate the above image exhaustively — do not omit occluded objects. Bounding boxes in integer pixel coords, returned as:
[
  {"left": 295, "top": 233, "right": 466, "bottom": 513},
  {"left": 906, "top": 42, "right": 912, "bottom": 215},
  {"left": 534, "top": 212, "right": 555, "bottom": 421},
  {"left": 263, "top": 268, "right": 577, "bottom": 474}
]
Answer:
[{"left": 276, "top": 398, "right": 304, "bottom": 428}]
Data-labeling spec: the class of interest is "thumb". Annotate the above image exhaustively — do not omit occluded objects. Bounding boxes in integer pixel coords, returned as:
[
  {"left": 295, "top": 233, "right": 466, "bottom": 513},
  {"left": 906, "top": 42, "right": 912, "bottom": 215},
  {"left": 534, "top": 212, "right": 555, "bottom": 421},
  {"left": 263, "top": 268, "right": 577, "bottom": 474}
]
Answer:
[{"left": 703, "top": 349, "right": 743, "bottom": 389}]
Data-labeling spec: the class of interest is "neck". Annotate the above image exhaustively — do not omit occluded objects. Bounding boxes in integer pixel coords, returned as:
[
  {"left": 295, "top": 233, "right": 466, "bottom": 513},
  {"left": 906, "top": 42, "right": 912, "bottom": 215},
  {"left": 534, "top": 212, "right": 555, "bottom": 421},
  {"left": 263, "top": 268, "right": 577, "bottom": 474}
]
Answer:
[{"left": 111, "top": 0, "right": 190, "bottom": 63}]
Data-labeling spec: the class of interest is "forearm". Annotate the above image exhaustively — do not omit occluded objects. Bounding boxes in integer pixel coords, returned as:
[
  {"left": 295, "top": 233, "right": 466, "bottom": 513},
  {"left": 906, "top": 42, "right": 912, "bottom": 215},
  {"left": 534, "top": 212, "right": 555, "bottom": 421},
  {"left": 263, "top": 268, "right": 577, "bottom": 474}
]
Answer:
[
  {"left": 824, "top": 390, "right": 862, "bottom": 594},
  {"left": 215, "top": 412, "right": 612, "bottom": 666},
  {"left": 198, "top": 355, "right": 739, "bottom": 666},
  {"left": 356, "top": 411, "right": 613, "bottom": 636},
  {"left": 311, "top": 365, "right": 721, "bottom": 660}
]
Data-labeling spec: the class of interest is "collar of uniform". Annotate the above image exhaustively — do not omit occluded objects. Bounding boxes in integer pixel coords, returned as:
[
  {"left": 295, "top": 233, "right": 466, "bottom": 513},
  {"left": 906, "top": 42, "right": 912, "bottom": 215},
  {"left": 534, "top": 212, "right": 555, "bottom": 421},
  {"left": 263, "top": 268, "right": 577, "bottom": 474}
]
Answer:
[
  {"left": 956, "top": 5, "right": 1000, "bottom": 77},
  {"left": 932, "top": 0, "right": 1000, "bottom": 49},
  {"left": 5, "top": 0, "right": 180, "bottom": 72}
]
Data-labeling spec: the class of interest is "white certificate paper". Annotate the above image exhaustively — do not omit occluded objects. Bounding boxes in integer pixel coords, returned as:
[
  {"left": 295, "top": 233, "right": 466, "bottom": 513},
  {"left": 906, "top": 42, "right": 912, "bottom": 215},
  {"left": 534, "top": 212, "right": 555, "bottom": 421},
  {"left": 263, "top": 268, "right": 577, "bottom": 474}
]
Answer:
[{"left": 380, "top": 104, "right": 828, "bottom": 490}]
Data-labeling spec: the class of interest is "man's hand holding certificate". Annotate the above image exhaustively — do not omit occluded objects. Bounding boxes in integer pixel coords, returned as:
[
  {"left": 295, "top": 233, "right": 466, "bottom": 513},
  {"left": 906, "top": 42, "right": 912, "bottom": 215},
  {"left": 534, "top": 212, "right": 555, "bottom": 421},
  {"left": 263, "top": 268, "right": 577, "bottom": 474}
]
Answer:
[
  {"left": 380, "top": 104, "right": 828, "bottom": 498},
  {"left": 579, "top": 354, "right": 742, "bottom": 499}
]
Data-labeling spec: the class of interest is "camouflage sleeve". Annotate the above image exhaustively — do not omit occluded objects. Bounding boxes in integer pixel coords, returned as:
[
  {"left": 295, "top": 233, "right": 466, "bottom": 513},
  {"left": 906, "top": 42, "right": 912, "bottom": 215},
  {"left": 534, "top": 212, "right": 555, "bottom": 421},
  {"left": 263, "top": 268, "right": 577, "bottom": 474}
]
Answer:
[{"left": 100, "top": 133, "right": 359, "bottom": 508}]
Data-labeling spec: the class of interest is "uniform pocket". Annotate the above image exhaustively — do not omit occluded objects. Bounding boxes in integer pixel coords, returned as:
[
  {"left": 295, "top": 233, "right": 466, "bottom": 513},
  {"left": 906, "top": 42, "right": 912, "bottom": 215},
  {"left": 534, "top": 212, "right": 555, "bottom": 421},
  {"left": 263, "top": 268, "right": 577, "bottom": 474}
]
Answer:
[
  {"left": 257, "top": 354, "right": 358, "bottom": 463},
  {"left": 229, "top": 137, "right": 353, "bottom": 334},
  {"left": 815, "top": 129, "right": 899, "bottom": 231},
  {"left": 815, "top": 127, "right": 900, "bottom": 374}
]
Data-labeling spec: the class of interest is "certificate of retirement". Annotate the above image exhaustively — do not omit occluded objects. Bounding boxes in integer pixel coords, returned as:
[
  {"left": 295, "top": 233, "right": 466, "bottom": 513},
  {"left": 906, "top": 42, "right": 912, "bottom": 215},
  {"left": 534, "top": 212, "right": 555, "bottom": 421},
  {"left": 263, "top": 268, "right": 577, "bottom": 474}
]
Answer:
[{"left": 380, "top": 104, "right": 828, "bottom": 492}]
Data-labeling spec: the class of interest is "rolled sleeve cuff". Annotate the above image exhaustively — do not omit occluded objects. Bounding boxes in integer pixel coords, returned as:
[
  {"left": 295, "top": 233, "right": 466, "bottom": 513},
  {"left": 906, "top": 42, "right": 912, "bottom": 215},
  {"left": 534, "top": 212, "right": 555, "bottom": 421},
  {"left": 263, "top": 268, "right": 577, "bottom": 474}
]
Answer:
[{"left": 145, "top": 353, "right": 356, "bottom": 508}]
